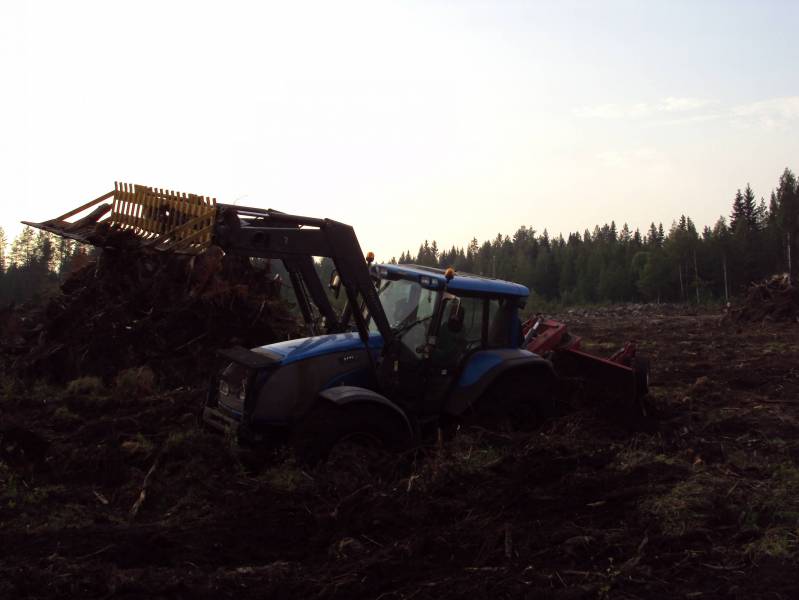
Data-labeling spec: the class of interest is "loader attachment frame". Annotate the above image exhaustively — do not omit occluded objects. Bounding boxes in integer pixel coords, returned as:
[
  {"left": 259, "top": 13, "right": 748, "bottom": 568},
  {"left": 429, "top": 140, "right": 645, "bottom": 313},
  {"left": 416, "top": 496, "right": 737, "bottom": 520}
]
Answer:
[{"left": 23, "top": 182, "right": 394, "bottom": 347}]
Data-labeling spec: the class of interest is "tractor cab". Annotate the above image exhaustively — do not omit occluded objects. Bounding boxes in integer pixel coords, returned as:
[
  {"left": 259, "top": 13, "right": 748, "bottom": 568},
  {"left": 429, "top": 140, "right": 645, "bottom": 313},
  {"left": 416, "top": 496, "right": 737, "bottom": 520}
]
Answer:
[
  {"left": 370, "top": 264, "right": 529, "bottom": 347},
  {"left": 368, "top": 264, "right": 531, "bottom": 415}
]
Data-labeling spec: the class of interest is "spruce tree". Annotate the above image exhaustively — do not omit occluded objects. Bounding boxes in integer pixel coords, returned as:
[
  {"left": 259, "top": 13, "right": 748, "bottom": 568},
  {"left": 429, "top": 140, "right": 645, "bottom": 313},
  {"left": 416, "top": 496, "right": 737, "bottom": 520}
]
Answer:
[
  {"left": 742, "top": 184, "right": 757, "bottom": 232},
  {"left": 10, "top": 227, "right": 36, "bottom": 268},
  {"left": 775, "top": 168, "right": 798, "bottom": 274},
  {"left": 0, "top": 227, "right": 6, "bottom": 272},
  {"left": 730, "top": 189, "right": 746, "bottom": 232}
]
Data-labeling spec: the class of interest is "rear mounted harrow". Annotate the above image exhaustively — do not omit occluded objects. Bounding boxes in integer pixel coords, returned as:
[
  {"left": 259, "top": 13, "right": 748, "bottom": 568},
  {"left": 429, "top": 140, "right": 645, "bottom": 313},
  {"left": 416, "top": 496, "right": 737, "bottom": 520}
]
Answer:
[{"left": 523, "top": 316, "right": 650, "bottom": 416}]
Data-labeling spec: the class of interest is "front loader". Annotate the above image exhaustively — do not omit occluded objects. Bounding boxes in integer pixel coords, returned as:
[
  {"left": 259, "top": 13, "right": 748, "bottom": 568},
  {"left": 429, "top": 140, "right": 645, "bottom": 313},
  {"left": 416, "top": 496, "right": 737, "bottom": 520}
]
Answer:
[{"left": 26, "top": 182, "right": 651, "bottom": 459}]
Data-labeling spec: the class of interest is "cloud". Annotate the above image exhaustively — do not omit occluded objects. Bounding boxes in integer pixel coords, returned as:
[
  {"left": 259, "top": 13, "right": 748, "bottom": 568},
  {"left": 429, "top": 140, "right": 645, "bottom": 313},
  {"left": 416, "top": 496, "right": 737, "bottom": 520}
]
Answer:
[
  {"left": 573, "top": 103, "right": 627, "bottom": 119},
  {"left": 574, "top": 97, "right": 712, "bottom": 119},
  {"left": 576, "top": 95, "right": 799, "bottom": 131},
  {"left": 657, "top": 96, "right": 712, "bottom": 112},
  {"left": 730, "top": 97, "right": 799, "bottom": 130},
  {"left": 596, "top": 147, "right": 671, "bottom": 174}
]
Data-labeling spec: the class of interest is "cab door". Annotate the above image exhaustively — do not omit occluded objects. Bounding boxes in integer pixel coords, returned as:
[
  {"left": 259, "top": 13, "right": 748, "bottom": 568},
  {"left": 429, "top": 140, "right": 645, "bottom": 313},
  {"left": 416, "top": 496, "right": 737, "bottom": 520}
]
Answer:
[{"left": 421, "top": 294, "right": 485, "bottom": 413}]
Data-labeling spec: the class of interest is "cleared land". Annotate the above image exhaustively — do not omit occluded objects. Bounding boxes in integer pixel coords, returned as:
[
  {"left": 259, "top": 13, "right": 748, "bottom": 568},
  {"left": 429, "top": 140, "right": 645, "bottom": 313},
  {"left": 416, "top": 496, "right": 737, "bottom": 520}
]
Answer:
[{"left": 1, "top": 305, "right": 798, "bottom": 599}]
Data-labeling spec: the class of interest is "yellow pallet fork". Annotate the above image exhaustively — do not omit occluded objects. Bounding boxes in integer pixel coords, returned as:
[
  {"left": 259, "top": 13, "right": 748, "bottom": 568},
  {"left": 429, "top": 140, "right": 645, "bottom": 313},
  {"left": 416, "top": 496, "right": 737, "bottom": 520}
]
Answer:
[{"left": 23, "top": 182, "right": 217, "bottom": 255}]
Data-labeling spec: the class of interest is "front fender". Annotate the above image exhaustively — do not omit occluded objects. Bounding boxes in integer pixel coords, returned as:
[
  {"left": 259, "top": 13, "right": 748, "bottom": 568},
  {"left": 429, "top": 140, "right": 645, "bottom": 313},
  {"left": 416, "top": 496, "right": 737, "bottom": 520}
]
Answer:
[
  {"left": 444, "top": 349, "right": 556, "bottom": 416},
  {"left": 318, "top": 385, "right": 414, "bottom": 439}
]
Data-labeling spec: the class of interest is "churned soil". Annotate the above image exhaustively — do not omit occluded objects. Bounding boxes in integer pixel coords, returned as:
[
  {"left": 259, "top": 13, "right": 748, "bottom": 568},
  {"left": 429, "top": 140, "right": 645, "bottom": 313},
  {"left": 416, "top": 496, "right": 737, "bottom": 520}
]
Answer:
[{"left": 2, "top": 304, "right": 799, "bottom": 599}]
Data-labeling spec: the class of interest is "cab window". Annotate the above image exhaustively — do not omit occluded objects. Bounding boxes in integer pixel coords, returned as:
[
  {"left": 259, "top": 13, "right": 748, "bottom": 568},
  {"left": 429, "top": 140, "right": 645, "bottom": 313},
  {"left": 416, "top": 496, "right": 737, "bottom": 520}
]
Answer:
[
  {"left": 486, "top": 297, "right": 514, "bottom": 348},
  {"left": 371, "top": 278, "right": 438, "bottom": 358},
  {"left": 432, "top": 295, "right": 483, "bottom": 367}
]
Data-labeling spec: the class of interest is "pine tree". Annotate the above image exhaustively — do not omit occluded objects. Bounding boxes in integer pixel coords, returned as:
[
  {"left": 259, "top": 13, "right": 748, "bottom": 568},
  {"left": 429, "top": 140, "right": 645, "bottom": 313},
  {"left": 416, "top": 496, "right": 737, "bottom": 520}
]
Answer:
[
  {"left": 755, "top": 198, "right": 768, "bottom": 231},
  {"left": 775, "top": 168, "right": 798, "bottom": 274},
  {"left": 34, "top": 231, "right": 55, "bottom": 272},
  {"left": 620, "top": 223, "right": 631, "bottom": 244},
  {"left": 730, "top": 189, "right": 746, "bottom": 232},
  {"left": 742, "top": 184, "right": 757, "bottom": 231},
  {"left": 11, "top": 227, "right": 34, "bottom": 267},
  {"left": 646, "top": 223, "right": 659, "bottom": 247},
  {"left": 769, "top": 190, "right": 779, "bottom": 220},
  {"left": 0, "top": 227, "right": 6, "bottom": 272},
  {"left": 418, "top": 241, "right": 431, "bottom": 266}
]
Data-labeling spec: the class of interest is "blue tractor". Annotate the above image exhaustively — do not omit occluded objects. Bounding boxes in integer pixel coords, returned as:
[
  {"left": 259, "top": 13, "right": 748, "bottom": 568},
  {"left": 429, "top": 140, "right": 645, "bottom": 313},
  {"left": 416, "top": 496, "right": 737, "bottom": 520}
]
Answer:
[
  {"left": 204, "top": 261, "right": 562, "bottom": 460},
  {"left": 25, "top": 182, "right": 649, "bottom": 461}
]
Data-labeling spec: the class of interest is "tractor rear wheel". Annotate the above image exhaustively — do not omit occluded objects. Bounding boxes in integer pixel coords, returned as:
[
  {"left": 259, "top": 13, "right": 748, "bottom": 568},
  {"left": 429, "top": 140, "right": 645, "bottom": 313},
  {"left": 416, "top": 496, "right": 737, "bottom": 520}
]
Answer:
[
  {"left": 291, "top": 402, "right": 413, "bottom": 465},
  {"left": 471, "top": 371, "right": 559, "bottom": 431},
  {"left": 632, "top": 356, "right": 656, "bottom": 419}
]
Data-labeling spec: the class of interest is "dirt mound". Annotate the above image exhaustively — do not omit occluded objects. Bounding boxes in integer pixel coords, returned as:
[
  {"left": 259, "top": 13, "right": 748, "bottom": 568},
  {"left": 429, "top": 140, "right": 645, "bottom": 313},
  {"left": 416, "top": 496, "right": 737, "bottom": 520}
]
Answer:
[
  {"left": 727, "top": 273, "right": 799, "bottom": 323},
  {"left": 10, "top": 229, "right": 299, "bottom": 386}
]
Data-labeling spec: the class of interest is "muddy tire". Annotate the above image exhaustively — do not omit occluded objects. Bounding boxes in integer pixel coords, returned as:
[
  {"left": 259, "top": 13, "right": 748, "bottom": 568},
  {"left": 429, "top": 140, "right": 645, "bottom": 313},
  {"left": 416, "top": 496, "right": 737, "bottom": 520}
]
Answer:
[
  {"left": 471, "top": 371, "right": 559, "bottom": 431},
  {"left": 632, "top": 356, "right": 656, "bottom": 420},
  {"left": 634, "top": 357, "right": 650, "bottom": 397},
  {"left": 291, "top": 402, "right": 413, "bottom": 465}
]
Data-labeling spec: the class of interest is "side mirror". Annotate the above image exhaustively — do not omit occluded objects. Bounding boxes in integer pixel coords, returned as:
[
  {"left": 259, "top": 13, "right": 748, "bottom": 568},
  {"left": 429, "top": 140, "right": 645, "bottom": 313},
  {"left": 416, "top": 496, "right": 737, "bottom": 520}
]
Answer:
[
  {"left": 329, "top": 270, "right": 342, "bottom": 299},
  {"left": 447, "top": 298, "right": 464, "bottom": 333}
]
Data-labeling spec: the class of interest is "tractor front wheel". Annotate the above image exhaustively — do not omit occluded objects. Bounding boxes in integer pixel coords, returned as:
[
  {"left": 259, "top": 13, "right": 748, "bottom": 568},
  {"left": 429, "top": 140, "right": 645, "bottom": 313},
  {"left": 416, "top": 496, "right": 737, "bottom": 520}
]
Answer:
[{"left": 291, "top": 403, "right": 413, "bottom": 465}]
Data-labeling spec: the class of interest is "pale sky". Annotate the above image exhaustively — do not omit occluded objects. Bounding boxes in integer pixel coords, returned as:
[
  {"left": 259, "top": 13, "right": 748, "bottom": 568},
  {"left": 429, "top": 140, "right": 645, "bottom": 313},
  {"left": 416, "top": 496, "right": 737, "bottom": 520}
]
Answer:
[{"left": 1, "top": 0, "right": 797, "bottom": 261}]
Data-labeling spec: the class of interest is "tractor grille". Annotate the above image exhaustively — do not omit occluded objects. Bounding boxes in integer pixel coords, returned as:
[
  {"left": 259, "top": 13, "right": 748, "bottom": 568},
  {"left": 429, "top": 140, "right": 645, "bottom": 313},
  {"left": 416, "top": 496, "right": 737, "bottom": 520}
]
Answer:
[
  {"left": 217, "top": 383, "right": 243, "bottom": 418},
  {"left": 217, "top": 363, "right": 248, "bottom": 419}
]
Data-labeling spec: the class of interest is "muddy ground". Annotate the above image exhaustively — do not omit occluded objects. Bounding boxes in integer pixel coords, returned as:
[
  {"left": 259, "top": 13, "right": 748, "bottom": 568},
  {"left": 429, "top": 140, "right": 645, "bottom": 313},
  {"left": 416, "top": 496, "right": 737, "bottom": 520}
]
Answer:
[{"left": 1, "top": 305, "right": 798, "bottom": 599}]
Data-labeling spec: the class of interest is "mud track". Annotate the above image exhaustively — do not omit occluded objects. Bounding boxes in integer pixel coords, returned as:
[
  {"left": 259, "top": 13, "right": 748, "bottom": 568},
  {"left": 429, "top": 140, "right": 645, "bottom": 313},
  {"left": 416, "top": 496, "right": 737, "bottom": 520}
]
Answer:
[{"left": 2, "top": 306, "right": 799, "bottom": 599}]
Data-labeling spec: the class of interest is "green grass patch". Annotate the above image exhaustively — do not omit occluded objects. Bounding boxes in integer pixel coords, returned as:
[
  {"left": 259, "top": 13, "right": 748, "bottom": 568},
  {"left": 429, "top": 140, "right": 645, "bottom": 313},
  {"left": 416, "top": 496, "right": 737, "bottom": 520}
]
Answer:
[
  {"left": 746, "top": 527, "right": 798, "bottom": 559},
  {"left": 114, "top": 366, "right": 157, "bottom": 400},
  {"left": 66, "top": 376, "right": 105, "bottom": 396},
  {"left": 262, "top": 458, "right": 310, "bottom": 493},
  {"left": 641, "top": 472, "right": 722, "bottom": 536},
  {"left": 0, "top": 464, "right": 65, "bottom": 510}
]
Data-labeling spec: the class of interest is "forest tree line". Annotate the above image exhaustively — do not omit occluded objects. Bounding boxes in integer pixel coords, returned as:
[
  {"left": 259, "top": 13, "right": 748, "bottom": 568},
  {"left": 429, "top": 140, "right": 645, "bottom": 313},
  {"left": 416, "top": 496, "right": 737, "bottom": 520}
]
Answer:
[
  {"left": 395, "top": 168, "right": 798, "bottom": 304},
  {"left": 0, "top": 227, "right": 92, "bottom": 306},
  {"left": 1, "top": 167, "right": 796, "bottom": 307}
]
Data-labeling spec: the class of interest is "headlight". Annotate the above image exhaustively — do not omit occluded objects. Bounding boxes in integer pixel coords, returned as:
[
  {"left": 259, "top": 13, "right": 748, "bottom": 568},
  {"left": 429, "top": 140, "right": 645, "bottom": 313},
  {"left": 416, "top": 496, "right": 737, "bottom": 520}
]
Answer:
[{"left": 238, "top": 378, "right": 248, "bottom": 401}]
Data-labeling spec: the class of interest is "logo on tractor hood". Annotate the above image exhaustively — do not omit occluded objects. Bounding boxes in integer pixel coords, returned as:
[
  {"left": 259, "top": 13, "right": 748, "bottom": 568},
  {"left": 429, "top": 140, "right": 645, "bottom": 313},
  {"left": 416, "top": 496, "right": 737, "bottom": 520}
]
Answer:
[{"left": 252, "top": 331, "right": 384, "bottom": 366}]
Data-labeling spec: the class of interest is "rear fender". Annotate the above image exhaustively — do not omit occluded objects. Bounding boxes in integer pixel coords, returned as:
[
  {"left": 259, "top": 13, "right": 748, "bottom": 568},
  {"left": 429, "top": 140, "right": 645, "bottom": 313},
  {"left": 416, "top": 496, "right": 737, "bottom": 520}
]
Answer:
[
  {"left": 318, "top": 385, "right": 415, "bottom": 440},
  {"left": 444, "top": 349, "right": 557, "bottom": 416}
]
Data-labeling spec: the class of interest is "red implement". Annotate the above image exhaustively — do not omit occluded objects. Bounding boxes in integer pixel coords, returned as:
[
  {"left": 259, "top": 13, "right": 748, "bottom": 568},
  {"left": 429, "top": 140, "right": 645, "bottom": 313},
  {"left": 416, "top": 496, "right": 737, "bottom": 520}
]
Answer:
[{"left": 522, "top": 316, "right": 647, "bottom": 409}]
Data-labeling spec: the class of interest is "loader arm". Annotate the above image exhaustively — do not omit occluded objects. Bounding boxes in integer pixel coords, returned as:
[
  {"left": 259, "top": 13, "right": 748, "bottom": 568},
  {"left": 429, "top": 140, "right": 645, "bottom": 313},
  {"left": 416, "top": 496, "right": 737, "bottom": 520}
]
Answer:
[
  {"left": 212, "top": 205, "right": 393, "bottom": 346},
  {"left": 22, "top": 182, "right": 394, "bottom": 348}
]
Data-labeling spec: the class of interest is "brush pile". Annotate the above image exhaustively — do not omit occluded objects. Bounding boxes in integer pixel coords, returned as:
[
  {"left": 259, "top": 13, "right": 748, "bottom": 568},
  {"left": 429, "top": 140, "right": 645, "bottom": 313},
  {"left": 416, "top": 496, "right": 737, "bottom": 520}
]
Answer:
[
  {"left": 10, "top": 229, "right": 299, "bottom": 386},
  {"left": 727, "top": 273, "right": 799, "bottom": 323}
]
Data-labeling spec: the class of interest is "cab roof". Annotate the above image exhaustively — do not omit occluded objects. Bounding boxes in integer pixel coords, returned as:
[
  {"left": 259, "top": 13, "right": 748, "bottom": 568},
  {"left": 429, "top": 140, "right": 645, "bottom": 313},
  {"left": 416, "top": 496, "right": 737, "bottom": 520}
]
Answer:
[{"left": 376, "top": 263, "right": 530, "bottom": 298}]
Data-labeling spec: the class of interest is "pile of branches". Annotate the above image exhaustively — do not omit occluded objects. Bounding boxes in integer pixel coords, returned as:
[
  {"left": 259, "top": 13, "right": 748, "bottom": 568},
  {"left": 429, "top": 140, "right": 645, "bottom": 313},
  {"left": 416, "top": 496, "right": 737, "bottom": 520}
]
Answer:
[
  {"left": 727, "top": 273, "right": 799, "bottom": 323},
  {"left": 11, "top": 229, "right": 299, "bottom": 386}
]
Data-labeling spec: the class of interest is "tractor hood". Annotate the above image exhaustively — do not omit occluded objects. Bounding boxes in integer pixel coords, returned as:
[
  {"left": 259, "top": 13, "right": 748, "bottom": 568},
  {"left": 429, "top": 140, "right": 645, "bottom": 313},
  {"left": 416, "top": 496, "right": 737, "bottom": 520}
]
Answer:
[{"left": 253, "top": 331, "right": 384, "bottom": 366}]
